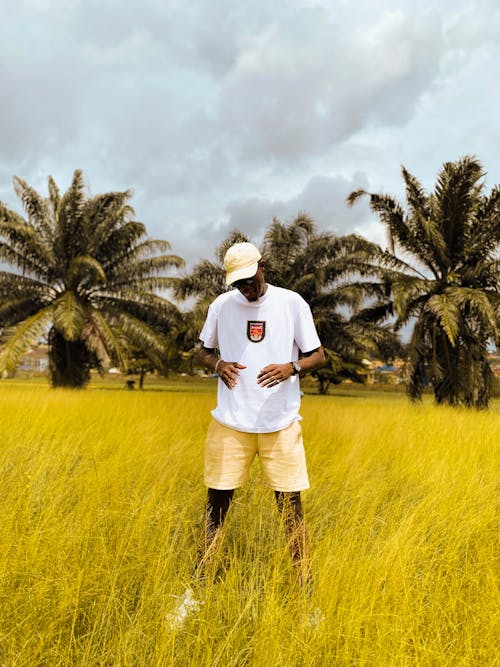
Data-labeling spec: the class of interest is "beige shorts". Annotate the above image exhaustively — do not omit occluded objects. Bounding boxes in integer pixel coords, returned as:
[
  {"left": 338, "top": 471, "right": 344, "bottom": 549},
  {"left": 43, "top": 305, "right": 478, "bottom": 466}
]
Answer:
[{"left": 204, "top": 418, "right": 310, "bottom": 492}]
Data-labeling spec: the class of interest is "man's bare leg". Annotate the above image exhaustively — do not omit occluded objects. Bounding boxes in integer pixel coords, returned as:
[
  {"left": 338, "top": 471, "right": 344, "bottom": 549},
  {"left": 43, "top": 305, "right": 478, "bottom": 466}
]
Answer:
[
  {"left": 195, "top": 488, "right": 234, "bottom": 577},
  {"left": 275, "top": 491, "right": 312, "bottom": 588}
]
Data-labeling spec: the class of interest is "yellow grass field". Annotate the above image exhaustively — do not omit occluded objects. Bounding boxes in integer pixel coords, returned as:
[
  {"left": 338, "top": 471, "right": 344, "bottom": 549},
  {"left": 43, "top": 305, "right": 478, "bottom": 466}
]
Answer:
[{"left": 0, "top": 381, "right": 498, "bottom": 666}]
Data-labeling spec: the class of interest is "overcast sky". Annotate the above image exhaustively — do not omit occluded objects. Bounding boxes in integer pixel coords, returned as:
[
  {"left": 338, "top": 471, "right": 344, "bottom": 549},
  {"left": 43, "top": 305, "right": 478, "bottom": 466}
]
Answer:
[{"left": 1, "top": 0, "right": 499, "bottom": 267}]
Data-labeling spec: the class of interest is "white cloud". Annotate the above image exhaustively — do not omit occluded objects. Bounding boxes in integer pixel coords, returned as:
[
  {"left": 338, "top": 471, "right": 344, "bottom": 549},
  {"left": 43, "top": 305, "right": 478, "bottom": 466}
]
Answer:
[
  {"left": 223, "top": 171, "right": 372, "bottom": 241},
  {"left": 217, "top": 5, "right": 444, "bottom": 164},
  {"left": 0, "top": 0, "right": 498, "bottom": 267}
]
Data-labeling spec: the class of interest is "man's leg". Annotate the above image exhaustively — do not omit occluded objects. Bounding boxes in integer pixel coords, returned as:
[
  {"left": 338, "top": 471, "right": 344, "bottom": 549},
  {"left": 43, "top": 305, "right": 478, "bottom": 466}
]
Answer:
[
  {"left": 168, "top": 490, "right": 233, "bottom": 627},
  {"left": 275, "top": 490, "right": 311, "bottom": 587},
  {"left": 195, "top": 488, "right": 234, "bottom": 576}
]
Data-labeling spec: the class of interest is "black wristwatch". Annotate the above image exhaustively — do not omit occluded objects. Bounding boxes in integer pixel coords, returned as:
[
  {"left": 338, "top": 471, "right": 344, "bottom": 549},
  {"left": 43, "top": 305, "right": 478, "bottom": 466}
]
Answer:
[{"left": 290, "top": 361, "right": 302, "bottom": 375}]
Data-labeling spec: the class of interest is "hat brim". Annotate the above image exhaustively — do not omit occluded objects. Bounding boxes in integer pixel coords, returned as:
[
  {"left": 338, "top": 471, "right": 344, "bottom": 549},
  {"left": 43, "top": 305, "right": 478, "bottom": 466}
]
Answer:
[{"left": 225, "top": 261, "right": 259, "bottom": 286}]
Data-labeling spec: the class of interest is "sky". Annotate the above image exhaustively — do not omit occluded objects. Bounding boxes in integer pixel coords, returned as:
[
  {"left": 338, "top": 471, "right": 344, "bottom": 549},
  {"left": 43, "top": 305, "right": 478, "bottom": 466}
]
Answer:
[{"left": 1, "top": 0, "right": 499, "bottom": 269}]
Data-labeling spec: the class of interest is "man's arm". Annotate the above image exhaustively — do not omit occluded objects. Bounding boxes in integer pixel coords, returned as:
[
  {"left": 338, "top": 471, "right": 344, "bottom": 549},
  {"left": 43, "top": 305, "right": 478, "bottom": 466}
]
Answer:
[
  {"left": 198, "top": 345, "right": 246, "bottom": 390},
  {"left": 257, "top": 347, "right": 326, "bottom": 388},
  {"left": 198, "top": 346, "right": 219, "bottom": 373},
  {"left": 296, "top": 347, "right": 326, "bottom": 374}
]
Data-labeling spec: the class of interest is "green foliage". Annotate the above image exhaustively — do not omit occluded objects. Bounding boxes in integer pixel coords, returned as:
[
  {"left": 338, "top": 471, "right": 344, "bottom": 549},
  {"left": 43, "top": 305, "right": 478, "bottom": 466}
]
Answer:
[
  {"left": 0, "top": 170, "right": 184, "bottom": 387},
  {"left": 261, "top": 214, "right": 402, "bottom": 391},
  {"left": 349, "top": 155, "right": 500, "bottom": 408}
]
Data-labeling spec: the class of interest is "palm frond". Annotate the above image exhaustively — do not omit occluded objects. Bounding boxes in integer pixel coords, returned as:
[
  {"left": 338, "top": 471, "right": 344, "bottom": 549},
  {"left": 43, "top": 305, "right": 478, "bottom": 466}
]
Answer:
[
  {"left": 415, "top": 213, "right": 447, "bottom": 274},
  {"left": 116, "top": 312, "right": 170, "bottom": 367},
  {"left": 365, "top": 193, "right": 409, "bottom": 255},
  {"left": 174, "top": 260, "right": 225, "bottom": 301},
  {"left": 47, "top": 176, "right": 61, "bottom": 221},
  {"left": 0, "top": 241, "right": 52, "bottom": 280},
  {"left": 96, "top": 292, "right": 181, "bottom": 331},
  {"left": 96, "top": 222, "right": 147, "bottom": 263},
  {"left": 346, "top": 189, "right": 368, "bottom": 207},
  {"left": 121, "top": 238, "right": 174, "bottom": 258},
  {"left": 324, "top": 282, "right": 380, "bottom": 310},
  {"left": 0, "top": 306, "right": 53, "bottom": 374},
  {"left": 82, "top": 308, "right": 127, "bottom": 371},
  {"left": 391, "top": 275, "right": 431, "bottom": 320},
  {"left": 12, "top": 176, "right": 53, "bottom": 241},
  {"left": 0, "top": 270, "right": 52, "bottom": 296},
  {"left": 121, "top": 255, "right": 185, "bottom": 277},
  {"left": 462, "top": 258, "right": 500, "bottom": 289},
  {"left": 0, "top": 218, "right": 55, "bottom": 273},
  {"left": 426, "top": 293, "right": 460, "bottom": 346},
  {"left": 84, "top": 191, "right": 132, "bottom": 249},
  {"left": 466, "top": 185, "right": 500, "bottom": 261},
  {"left": 401, "top": 167, "right": 428, "bottom": 217},
  {"left": 448, "top": 286, "right": 498, "bottom": 342},
  {"left": 54, "top": 169, "right": 86, "bottom": 261},
  {"left": 434, "top": 156, "right": 484, "bottom": 263},
  {"left": 215, "top": 230, "right": 250, "bottom": 264},
  {"left": 100, "top": 276, "right": 180, "bottom": 293},
  {"left": 66, "top": 255, "right": 107, "bottom": 292},
  {"left": 52, "top": 292, "right": 87, "bottom": 341},
  {"left": 0, "top": 297, "right": 46, "bottom": 327},
  {"left": 351, "top": 302, "right": 394, "bottom": 324},
  {"left": 86, "top": 191, "right": 131, "bottom": 220}
]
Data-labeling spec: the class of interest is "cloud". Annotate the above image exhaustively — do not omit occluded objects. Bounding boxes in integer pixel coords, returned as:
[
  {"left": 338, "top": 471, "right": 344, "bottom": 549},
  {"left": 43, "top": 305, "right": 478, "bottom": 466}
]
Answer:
[
  {"left": 218, "top": 6, "right": 444, "bottom": 164},
  {"left": 0, "top": 0, "right": 498, "bottom": 271},
  {"left": 0, "top": 11, "right": 85, "bottom": 163},
  {"left": 222, "top": 171, "right": 373, "bottom": 241}
]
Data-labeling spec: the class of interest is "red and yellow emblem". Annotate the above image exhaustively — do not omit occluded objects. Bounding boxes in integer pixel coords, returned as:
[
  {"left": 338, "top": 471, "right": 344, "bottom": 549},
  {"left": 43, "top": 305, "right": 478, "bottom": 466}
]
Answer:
[{"left": 247, "top": 320, "right": 266, "bottom": 343}]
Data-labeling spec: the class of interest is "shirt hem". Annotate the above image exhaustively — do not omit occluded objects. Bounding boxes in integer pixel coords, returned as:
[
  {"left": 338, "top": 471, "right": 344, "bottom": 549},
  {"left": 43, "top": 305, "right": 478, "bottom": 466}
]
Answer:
[{"left": 211, "top": 413, "right": 302, "bottom": 434}]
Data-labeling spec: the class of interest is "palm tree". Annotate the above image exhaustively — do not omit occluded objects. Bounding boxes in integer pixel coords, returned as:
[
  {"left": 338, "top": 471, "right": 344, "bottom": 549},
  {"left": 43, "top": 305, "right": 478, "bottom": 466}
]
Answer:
[
  {"left": 0, "top": 170, "right": 184, "bottom": 387},
  {"left": 348, "top": 155, "right": 500, "bottom": 408}
]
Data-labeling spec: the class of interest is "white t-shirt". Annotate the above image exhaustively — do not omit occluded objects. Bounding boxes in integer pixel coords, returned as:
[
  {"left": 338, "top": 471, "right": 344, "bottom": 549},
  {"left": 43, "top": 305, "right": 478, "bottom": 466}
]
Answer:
[{"left": 199, "top": 284, "right": 321, "bottom": 433}]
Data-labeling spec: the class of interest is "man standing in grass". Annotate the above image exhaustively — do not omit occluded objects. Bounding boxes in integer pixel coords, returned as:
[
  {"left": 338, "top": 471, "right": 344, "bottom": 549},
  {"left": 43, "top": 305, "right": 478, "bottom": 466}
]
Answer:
[
  {"left": 197, "top": 242, "right": 325, "bottom": 581},
  {"left": 167, "top": 241, "right": 325, "bottom": 627}
]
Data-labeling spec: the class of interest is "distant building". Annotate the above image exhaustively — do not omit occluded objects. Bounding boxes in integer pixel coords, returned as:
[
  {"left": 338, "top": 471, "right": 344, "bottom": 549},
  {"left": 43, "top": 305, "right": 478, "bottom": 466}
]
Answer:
[
  {"left": 489, "top": 354, "right": 500, "bottom": 378},
  {"left": 362, "top": 358, "right": 405, "bottom": 384},
  {"left": 19, "top": 345, "right": 49, "bottom": 373}
]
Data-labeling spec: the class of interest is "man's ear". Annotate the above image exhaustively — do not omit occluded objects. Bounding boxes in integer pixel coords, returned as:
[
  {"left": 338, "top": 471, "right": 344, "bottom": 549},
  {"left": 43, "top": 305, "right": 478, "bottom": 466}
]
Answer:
[{"left": 259, "top": 260, "right": 265, "bottom": 273}]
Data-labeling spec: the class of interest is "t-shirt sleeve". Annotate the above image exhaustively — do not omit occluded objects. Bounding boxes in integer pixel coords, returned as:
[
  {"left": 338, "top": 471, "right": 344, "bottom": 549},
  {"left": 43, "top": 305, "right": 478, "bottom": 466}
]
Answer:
[
  {"left": 199, "top": 302, "right": 218, "bottom": 348},
  {"left": 294, "top": 296, "right": 321, "bottom": 353}
]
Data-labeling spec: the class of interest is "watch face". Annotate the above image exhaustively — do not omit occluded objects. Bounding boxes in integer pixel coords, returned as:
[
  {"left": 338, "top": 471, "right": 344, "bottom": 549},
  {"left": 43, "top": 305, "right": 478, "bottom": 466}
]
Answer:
[{"left": 293, "top": 362, "right": 301, "bottom": 374}]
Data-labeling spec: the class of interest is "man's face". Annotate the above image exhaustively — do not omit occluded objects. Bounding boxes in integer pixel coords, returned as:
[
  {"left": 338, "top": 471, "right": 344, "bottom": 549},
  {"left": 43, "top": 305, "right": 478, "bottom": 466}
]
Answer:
[{"left": 232, "top": 266, "right": 266, "bottom": 302}]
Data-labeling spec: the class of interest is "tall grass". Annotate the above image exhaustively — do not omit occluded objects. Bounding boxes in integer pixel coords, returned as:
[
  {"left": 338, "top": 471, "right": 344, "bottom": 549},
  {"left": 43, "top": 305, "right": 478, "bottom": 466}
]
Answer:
[{"left": 0, "top": 385, "right": 498, "bottom": 666}]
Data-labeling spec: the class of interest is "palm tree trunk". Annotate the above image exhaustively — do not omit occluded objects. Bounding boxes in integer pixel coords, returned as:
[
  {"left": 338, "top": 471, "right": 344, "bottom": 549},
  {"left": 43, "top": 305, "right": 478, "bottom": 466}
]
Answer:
[
  {"left": 48, "top": 328, "right": 91, "bottom": 388},
  {"left": 434, "top": 335, "right": 460, "bottom": 406}
]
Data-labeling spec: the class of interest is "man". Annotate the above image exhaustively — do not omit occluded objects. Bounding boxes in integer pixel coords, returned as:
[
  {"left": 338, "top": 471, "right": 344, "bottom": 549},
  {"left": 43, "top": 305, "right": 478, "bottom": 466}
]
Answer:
[{"left": 196, "top": 241, "right": 325, "bottom": 585}]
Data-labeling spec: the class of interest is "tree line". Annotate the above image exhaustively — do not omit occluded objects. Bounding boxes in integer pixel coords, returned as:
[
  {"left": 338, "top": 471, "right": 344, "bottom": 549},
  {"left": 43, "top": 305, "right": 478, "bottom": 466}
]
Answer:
[{"left": 0, "top": 156, "right": 498, "bottom": 407}]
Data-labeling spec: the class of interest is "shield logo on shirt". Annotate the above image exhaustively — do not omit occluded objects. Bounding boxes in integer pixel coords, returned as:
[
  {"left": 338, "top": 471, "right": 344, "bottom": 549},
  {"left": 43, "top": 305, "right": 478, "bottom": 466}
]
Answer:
[{"left": 247, "top": 320, "right": 266, "bottom": 343}]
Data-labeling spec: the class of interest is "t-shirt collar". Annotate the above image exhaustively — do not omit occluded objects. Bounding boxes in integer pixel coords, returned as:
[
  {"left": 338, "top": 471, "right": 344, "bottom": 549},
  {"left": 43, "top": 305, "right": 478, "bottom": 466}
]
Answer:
[{"left": 232, "top": 283, "right": 272, "bottom": 306}]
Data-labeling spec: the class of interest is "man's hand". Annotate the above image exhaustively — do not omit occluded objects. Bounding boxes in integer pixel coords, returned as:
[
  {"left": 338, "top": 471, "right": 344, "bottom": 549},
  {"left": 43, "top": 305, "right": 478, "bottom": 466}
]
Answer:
[
  {"left": 257, "top": 363, "right": 294, "bottom": 388},
  {"left": 217, "top": 361, "right": 247, "bottom": 390}
]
